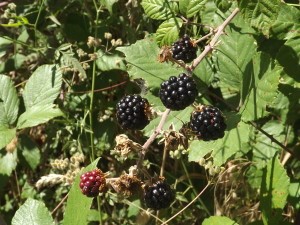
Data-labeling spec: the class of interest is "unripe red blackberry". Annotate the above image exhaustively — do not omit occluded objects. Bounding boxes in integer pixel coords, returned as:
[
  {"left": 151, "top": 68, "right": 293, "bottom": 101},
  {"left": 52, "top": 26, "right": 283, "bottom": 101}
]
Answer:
[
  {"left": 159, "top": 73, "right": 198, "bottom": 110},
  {"left": 171, "top": 34, "right": 197, "bottom": 63},
  {"left": 116, "top": 94, "right": 150, "bottom": 130},
  {"left": 189, "top": 105, "right": 227, "bottom": 141},
  {"left": 144, "top": 180, "right": 175, "bottom": 210},
  {"left": 79, "top": 169, "right": 106, "bottom": 197}
]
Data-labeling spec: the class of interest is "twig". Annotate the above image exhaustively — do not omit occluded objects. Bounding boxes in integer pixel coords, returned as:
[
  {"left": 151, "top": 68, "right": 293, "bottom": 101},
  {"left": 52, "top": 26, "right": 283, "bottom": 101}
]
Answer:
[
  {"left": 51, "top": 193, "right": 69, "bottom": 215},
  {"left": 161, "top": 182, "right": 211, "bottom": 224},
  {"left": 189, "top": 8, "right": 240, "bottom": 71},
  {"left": 136, "top": 109, "right": 171, "bottom": 170}
]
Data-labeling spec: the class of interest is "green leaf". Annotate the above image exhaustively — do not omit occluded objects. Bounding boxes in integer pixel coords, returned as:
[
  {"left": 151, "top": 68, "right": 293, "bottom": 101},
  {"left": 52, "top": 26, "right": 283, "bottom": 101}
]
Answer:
[
  {"left": 141, "top": 0, "right": 178, "bottom": 20},
  {"left": 100, "top": 0, "right": 118, "bottom": 14},
  {"left": 0, "top": 127, "right": 16, "bottom": 150},
  {"left": 22, "top": 64, "right": 62, "bottom": 109},
  {"left": 12, "top": 198, "right": 54, "bottom": 225},
  {"left": 155, "top": 18, "right": 183, "bottom": 47},
  {"left": 0, "top": 150, "right": 17, "bottom": 176},
  {"left": 276, "top": 36, "right": 300, "bottom": 83},
  {"left": 214, "top": 0, "right": 232, "bottom": 12},
  {"left": 214, "top": 15, "right": 256, "bottom": 94},
  {"left": 63, "top": 158, "right": 100, "bottom": 225},
  {"left": 0, "top": 75, "right": 19, "bottom": 126},
  {"left": 203, "top": 216, "right": 239, "bottom": 225},
  {"left": 260, "top": 157, "right": 290, "bottom": 225},
  {"left": 17, "top": 105, "right": 63, "bottom": 129},
  {"left": 143, "top": 107, "right": 194, "bottom": 136},
  {"left": 96, "top": 49, "right": 127, "bottom": 71},
  {"left": 117, "top": 38, "right": 183, "bottom": 91},
  {"left": 238, "top": 0, "right": 280, "bottom": 36},
  {"left": 19, "top": 135, "right": 41, "bottom": 170},
  {"left": 188, "top": 114, "right": 251, "bottom": 166},
  {"left": 240, "top": 53, "right": 280, "bottom": 121},
  {"left": 193, "top": 58, "right": 214, "bottom": 86},
  {"left": 251, "top": 121, "right": 285, "bottom": 168},
  {"left": 178, "top": 0, "right": 189, "bottom": 15},
  {"left": 270, "top": 3, "right": 300, "bottom": 40},
  {"left": 186, "top": 0, "right": 207, "bottom": 18}
]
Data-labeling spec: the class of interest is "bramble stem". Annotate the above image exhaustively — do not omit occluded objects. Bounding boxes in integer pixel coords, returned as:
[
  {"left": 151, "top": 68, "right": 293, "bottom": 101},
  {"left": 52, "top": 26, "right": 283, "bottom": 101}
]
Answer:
[
  {"left": 189, "top": 8, "right": 240, "bottom": 71},
  {"left": 136, "top": 109, "right": 171, "bottom": 170}
]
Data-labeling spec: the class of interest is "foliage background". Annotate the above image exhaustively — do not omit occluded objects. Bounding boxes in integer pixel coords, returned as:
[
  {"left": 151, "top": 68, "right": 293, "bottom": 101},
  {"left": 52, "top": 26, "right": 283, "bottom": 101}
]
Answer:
[{"left": 0, "top": 0, "right": 299, "bottom": 224}]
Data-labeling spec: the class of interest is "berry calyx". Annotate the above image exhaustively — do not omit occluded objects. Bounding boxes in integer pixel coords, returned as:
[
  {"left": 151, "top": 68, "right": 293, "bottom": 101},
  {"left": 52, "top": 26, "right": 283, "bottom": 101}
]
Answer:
[
  {"left": 79, "top": 169, "right": 106, "bottom": 197},
  {"left": 189, "top": 105, "right": 227, "bottom": 141},
  {"left": 171, "top": 34, "right": 197, "bottom": 63},
  {"left": 116, "top": 94, "right": 150, "bottom": 130},
  {"left": 144, "top": 180, "right": 175, "bottom": 210},
  {"left": 159, "top": 73, "right": 198, "bottom": 111}
]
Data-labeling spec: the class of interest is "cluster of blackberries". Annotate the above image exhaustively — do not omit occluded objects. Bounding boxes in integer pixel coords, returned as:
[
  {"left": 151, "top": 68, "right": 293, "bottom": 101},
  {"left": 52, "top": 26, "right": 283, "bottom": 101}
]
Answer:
[
  {"left": 189, "top": 105, "right": 227, "bottom": 141},
  {"left": 79, "top": 169, "right": 106, "bottom": 197},
  {"left": 171, "top": 34, "right": 197, "bottom": 63},
  {"left": 116, "top": 94, "right": 150, "bottom": 130},
  {"left": 144, "top": 180, "right": 175, "bottom": 210},
  {"left": 159, "top": 73, "right": 198, "bottom": 110}
]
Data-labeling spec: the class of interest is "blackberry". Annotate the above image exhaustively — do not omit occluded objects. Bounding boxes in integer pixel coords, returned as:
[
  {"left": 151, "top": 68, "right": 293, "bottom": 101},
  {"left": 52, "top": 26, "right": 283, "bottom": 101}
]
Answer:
[
  {"left": 116, "top": 94, "right": 150, "bottom": 130},
  {"left": 159, "top": 73, "right": 198, "bottom": 110},
  {"left": 189, "top": 105, "right": 227, "bottom": 141},
  {"left": 79, "top": 169, "right": 106, "bottom": 197},
  {"left": 171, "top": 34, "right": 197, "bottom": 63},
  {"left": 144, "top": 180, "right": 175, "bottom": 210}
]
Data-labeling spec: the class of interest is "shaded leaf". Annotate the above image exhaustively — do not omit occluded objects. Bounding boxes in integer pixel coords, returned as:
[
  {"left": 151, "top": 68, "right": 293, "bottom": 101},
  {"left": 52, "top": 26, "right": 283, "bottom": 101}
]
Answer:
[
  {"left": 0, "top": 150, "right": 17, "bottom": 176},
  {"left": 96, "top": 49, "right": 126, "bottom": 71},
  {"left": 61, "top": 53, "right": 87, "bottom": 79},
  {"left": 19, "top": 135, "right": 41, "bottom": 170},
  {"left": 12, "top": 198, "right": 54, "bottom": 225},
  {"left": 260, "top": 156, "right": 290, "bottom": 224},
  {"left": 276, "top": 36, "right": 300, "bottom": 83},
  {"left": 240, "top": 53, "right": 280, "bottom": 121}
]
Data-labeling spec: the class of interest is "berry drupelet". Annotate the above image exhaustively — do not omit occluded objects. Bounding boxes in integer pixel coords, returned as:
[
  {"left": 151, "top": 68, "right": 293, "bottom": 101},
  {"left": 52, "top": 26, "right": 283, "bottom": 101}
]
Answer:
[
  {"left": 189, "top": 105, "right": 227, "bottom": 141},
  {"left": 79, "top": 169, "right": 106, "bottom": 197},
  {"left": 144, "top": 180, "right": 175, "bottom": 210},
  {"left": 116, "top": 94, "right": 150, "bottom": 130},
  {"left": 171, "top": 34, "right": 197, "bottom": 63},
  {"left": 159, "top": 73, "right": 198, "bottom": 111}
]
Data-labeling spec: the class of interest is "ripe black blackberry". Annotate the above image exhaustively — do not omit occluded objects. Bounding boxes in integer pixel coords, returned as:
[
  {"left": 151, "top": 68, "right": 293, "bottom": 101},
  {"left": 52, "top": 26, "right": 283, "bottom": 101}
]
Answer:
[
  {"left": 116, "top": 94, "right": 150, "bottom": 130},
  {"left": 189, "top": 105, "right": 227, "bottom": 141},
  {"left": 144, "top": 180, "right": 175, "bottom": 210},
  {"left": 79, "top": 169, "right": 106, "bottom": 197},
  {"left": 171, "top": 34, "right": 197, "bottom": 63},
  {"left": 159, "top": 73, "right": 198, "bottom": 110}
]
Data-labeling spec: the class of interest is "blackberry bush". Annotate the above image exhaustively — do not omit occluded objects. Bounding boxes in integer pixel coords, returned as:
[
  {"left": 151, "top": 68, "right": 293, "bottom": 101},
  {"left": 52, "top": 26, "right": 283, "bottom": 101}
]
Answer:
[
  {"left": 116, "top": 94, "right": 150, "bottom": 130},
  {"left": 144, "top": 180, "right": 175, "bottom": 210},
  {"left": 159, "top": 73, "right": 198, "bottom": 110},
  {"left": 171, "top": 34, "right": 197, "bottom": 63},
  {"left": 189, "top": 105, "right": 227, "bottom": 141},
  {"left": 79, "top": 169, "right": 106, "bottom": 197}
]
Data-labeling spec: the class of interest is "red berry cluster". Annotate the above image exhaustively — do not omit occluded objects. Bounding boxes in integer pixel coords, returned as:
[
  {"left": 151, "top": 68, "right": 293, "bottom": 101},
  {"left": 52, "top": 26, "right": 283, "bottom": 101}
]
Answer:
[{"left": 79, "top": 169, "right": 106, "bottom": 197}]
